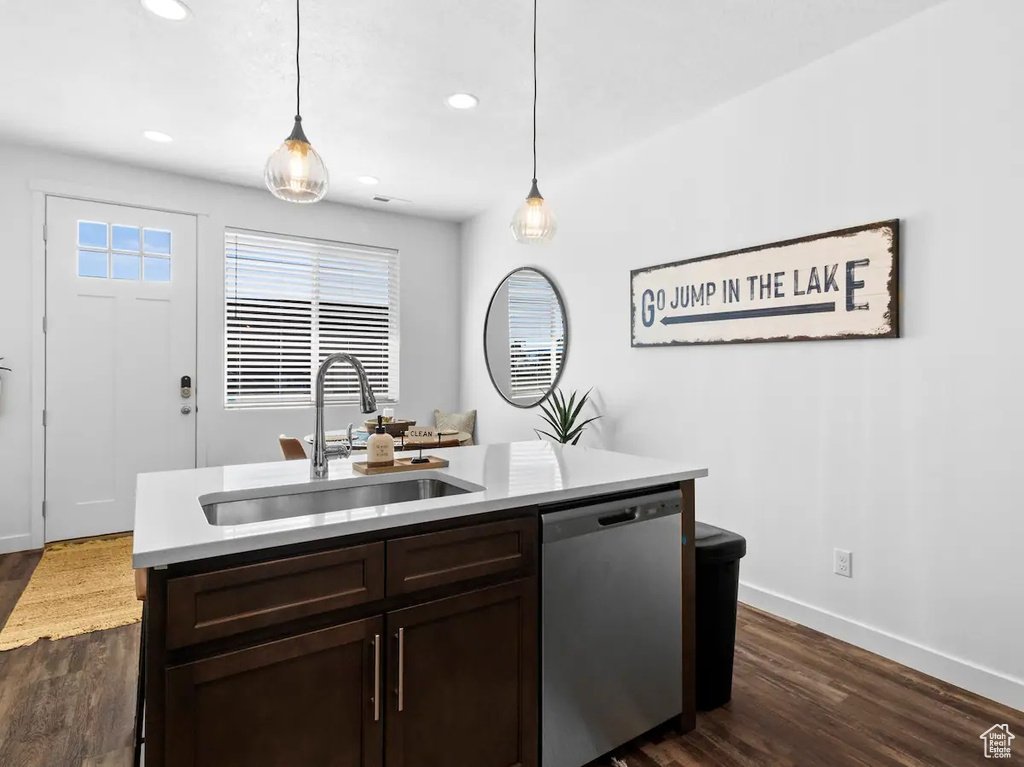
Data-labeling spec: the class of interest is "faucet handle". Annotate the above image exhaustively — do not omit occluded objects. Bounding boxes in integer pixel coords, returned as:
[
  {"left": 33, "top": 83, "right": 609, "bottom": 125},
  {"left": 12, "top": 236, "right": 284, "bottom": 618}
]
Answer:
[
  {"left": 333, "top": 423, "right": 354, "bottom": 458},
  {"left": 327, "top": 424, "right": 356, "bottom": 459}
]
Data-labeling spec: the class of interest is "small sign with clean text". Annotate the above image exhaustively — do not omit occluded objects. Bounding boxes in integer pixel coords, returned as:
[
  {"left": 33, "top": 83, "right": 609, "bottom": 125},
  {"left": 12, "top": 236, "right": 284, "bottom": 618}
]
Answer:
[{"left": 405, "top": 427, "right": 437, "bottom": 443}]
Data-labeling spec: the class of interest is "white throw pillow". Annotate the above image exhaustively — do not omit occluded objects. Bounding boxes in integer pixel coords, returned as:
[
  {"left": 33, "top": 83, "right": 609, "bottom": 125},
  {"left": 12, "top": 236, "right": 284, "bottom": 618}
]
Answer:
[{"left": 433, "top": 409, "right": 476, "bottom": 445}]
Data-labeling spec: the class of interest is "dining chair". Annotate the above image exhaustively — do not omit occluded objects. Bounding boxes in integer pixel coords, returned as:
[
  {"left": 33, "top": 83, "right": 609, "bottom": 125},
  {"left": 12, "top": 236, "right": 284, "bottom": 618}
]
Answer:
[{"left": 279, "top": 435, "right": 307, "bottom": 461}]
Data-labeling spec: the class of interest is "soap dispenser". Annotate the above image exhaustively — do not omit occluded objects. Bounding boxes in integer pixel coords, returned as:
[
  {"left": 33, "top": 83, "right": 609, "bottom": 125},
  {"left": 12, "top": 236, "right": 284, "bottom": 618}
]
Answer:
[{"left": 366, "top": 415, "right": 395, "bottom": 469}]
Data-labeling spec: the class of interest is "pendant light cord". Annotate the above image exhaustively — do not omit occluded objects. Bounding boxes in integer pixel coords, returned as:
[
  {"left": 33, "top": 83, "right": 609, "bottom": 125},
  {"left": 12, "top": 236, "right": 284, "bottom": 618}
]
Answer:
[
  {"left": 295, "top": 0, "right": 302, "bottom": 118},
  {"left": 532, "top": 0, "right": 538, "bottom": 181}
]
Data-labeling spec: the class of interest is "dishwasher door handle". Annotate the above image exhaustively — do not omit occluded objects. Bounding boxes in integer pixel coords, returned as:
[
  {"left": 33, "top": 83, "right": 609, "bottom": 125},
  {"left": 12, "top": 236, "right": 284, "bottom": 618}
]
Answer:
[
  {"left": 597, "top": 508, "right": 639, "bottom": 526},
  {"left": 541, "top": 491, "right": 681, "bottom": 543}
]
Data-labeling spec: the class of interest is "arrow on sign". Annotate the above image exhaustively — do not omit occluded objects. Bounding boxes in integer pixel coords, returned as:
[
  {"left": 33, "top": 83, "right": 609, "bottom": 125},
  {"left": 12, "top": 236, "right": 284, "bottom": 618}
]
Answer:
[{"left": 660, "top": 301, "right": 836, "bottom": 325}]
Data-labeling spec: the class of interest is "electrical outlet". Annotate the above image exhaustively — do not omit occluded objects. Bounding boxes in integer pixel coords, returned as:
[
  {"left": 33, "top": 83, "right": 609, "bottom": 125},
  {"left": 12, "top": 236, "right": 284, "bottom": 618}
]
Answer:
[{"left": 834, "top": 548, "right": 852, "bottom": 578}]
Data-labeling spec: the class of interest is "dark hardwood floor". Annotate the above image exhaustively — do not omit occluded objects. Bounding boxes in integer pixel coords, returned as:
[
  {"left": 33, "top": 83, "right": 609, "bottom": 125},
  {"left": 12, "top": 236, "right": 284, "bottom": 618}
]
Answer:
[
  {"left": 1, "top": 549, "right": 1020, "bottom": 766},
  {"left": 0, "top": 550, "right": 138, "bottom": 767},
  {"left": 613, "top": 605, "right": 1022, "bottom": 766}
]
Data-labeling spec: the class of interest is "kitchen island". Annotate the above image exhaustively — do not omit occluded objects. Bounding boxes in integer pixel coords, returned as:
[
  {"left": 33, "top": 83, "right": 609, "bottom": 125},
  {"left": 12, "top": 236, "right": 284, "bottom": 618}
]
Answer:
[{"left": 134, "top": 441, "right": 707, "bottom": 767}]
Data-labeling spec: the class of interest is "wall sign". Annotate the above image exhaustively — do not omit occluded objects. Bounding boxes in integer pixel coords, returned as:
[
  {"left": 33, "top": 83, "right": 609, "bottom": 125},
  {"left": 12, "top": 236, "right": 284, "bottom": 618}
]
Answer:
[{"left": 630, "top": 220, "right": 899, "bottom": 346}]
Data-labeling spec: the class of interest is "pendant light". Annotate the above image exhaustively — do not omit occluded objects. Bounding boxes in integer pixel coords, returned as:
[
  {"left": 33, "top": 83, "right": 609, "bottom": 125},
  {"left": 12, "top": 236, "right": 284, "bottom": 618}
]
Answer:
[
  {"left": 265, "top": 0, "right": 329, "bottom": 203},
  {"left": 510, "top": 0, "right": 557, "bottom": 243}
]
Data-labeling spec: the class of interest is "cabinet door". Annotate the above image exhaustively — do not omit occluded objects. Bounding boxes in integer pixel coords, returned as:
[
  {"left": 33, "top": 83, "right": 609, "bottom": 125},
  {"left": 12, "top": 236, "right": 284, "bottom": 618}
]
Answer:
[
  {"left": 166, "top": 617, "right": 384, "bottom": 767},
  {"left": 385, "top": 579, "right": 538, "bottom": 767}
]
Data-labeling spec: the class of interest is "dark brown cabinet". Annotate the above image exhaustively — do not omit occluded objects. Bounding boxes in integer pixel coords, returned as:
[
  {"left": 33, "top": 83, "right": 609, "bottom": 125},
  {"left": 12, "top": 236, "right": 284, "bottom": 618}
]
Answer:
[
  {"left": 384, "top": 580, "right": 538, "bottom": 767},
  {"left": 150, "top": 516, "right": 539, "bottom": 767},
  {"left": 164, "top": 617, "right": 383, "bottom": 767}
]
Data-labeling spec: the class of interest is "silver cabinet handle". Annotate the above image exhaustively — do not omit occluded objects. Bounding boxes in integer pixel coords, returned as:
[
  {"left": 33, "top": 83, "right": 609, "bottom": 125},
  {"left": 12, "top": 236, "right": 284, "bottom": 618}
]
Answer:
[
  {"left": 180, "top": 405, "right": 192, "bottom": 415},
  {"left": 373, "top": 633, "right": 381, "bottom": 722},
  {"left": 396, "top": 628, "right": 405, "bottom": 712}
]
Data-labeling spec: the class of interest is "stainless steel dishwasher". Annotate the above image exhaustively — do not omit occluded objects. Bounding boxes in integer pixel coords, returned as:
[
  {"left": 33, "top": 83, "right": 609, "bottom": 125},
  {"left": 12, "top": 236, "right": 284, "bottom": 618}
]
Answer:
[{"left": 541, "top": 489, "right": 682, "bottom": 767}]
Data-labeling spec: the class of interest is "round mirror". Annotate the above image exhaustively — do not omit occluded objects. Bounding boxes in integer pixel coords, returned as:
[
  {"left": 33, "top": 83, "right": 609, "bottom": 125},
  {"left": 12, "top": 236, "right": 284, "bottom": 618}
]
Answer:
[{"left": 484, "top": 267, "right": 568, "bottom": 408}]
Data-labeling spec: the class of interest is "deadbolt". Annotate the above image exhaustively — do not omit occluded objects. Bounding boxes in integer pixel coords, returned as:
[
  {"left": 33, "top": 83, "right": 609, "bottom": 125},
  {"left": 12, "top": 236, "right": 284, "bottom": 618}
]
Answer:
[{"left": 181, "top": 405, "right": 192, "bottom": 415}]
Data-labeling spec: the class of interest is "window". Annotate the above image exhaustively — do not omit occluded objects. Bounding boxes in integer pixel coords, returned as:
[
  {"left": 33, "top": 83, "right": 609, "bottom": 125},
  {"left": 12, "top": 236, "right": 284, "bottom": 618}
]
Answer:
[
  {"left": 508, "top": 270, "right": 565, "bottom": 399},
  {"left": 77, "top": 221, "right": 171, "bottom": 282},
  {"left": 224, "top": 229, "right": 399, "bottom": 408}
]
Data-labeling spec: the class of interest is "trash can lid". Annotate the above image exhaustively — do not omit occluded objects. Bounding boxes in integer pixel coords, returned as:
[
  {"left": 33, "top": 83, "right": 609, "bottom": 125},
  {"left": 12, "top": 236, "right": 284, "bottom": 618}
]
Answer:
[{"left": 694, "top": 522, "right": 746, "bottom": 563}]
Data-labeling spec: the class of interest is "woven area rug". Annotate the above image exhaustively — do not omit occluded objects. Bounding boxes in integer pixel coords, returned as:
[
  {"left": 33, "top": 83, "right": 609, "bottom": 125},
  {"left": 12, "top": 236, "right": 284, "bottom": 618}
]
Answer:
[{"left": 0, "top": 535, "right": 141, "bottom": 651}]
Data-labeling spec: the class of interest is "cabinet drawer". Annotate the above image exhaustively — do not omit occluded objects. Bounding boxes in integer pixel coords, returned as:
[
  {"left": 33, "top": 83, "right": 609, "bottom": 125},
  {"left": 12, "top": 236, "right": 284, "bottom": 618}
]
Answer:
[
  {"left": 387, "top": 517, "right": 537, "bottom": 596},
  {"left": 166, "top": 542, "right": 385, "bottom": 649}
]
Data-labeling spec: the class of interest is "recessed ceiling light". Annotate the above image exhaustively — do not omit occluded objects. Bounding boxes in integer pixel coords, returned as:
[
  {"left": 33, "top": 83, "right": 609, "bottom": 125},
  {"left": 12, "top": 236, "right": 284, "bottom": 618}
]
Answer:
[
  {"left": 143, "top": 130, "right": 174, "bottom": 143},
  {"left": 357, "top": 176, "right": 380, "bottom": 185},
  {"left": 141, "top": 0, "right": 192, "bottom": 22},
  {"left": 446, "top": 93, "right": 479, "bottom": 110}
]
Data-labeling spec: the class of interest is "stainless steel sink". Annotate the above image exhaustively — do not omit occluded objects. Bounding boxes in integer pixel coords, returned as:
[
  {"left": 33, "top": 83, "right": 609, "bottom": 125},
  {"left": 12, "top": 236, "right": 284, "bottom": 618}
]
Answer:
[{"left": 202, "top": 478, "right": 473, "bottom": 526}]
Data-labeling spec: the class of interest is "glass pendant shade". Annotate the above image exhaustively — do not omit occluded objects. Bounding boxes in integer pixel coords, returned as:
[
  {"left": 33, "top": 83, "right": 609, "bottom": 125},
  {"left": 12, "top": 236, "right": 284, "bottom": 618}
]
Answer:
[
  {"left": 265, "top": 118, "right": 329, "bottom": 203},
  {"left": 510, "top": 181, "right": 557, "bottom": 244}
]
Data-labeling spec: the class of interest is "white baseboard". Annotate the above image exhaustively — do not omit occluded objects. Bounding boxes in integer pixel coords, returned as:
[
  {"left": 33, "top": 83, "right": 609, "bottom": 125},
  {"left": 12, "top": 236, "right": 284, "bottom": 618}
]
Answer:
[
  {"left": 0, "top": 533, "right": 36, "bottom": 555},
  {"left": 738, "top": 581, "right": 1024, "bottom": 713}
]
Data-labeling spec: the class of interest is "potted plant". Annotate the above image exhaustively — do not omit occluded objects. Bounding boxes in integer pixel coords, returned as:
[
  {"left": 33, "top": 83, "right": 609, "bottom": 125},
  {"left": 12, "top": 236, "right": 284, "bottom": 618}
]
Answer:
[{"left": 535, "top": 388, "right": 602, "bottom": 445}]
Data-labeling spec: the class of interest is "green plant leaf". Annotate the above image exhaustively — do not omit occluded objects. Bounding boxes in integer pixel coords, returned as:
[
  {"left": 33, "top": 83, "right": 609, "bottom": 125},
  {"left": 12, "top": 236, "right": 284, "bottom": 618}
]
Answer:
[
  {"left": 548, "top": 390, "right": 563, "bottom": 435},
  {"left": 561, "top": 390, "right": 577, "bottom": 432},
  {"left": 539, "top": 398, "right": 558, "bottom": 422},
  {"left": 563, "top": 416, "right": 602, "bottom": 443},
  {"left": 549, "top": 390, "right": 569, "bottom": 440},
  {"left": 539, "top": 419, "right": 561, "bottom": 439},
  {"left": 538, "top": 402, "right": 562, "bottom": 437},
  {"left": 568, "top": 387, "right": 592, "bottom": 428}
]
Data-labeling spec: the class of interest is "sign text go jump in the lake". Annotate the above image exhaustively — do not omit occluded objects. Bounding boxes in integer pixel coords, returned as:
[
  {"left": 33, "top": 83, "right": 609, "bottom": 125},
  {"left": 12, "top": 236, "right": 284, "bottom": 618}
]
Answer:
[{"left": 630, "top": 220, "right": 899, "bottom": 346}]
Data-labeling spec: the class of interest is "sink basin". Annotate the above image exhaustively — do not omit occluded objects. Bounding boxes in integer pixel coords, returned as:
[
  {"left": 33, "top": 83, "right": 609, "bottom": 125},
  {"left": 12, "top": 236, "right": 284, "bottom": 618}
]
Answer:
[{"left": 202, "top": 478, "right": 473, "bottom": 526}]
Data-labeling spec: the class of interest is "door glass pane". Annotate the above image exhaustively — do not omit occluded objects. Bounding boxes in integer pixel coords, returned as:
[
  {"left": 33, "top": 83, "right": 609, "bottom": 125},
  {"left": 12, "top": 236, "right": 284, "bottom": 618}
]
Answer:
[
  {"left": 112, "top": 225, "right": 141, "bottom": 252},
  {"left": 78, "top": 221, "right": 107, "bottom": 249},
  {"left": 112, "top": 253, "right": 141, "bottom": 280},
  {"left": 144, "top": 256, "right": 171, "bottom": 282},
  {"left": 144, "top": 229, "right": 172, "bottom": 255},
  {"left": 78, "top": 249, "right": 108, "bottom": 278}
]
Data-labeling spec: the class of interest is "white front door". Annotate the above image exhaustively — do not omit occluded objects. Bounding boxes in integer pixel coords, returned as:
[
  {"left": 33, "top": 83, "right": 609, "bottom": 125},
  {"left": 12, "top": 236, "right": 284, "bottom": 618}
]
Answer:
[{"left": 45, "top": 196, "right": 198, "bottom": 542}]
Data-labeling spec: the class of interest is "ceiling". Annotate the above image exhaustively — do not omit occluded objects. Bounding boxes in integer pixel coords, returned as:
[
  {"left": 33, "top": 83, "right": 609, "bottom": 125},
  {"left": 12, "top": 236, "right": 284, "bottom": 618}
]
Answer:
[{"left": 0, "top": 0, "right": 942, "bottom": 221}]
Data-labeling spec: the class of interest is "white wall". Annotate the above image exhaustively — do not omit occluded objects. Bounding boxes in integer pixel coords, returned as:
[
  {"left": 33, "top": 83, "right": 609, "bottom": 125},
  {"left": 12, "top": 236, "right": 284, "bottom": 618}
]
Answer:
[
  {"left": 0, "top": 142, "right": 460, "bottom": 551},
  {"left": 484, "top": 280, "right": 512, "bottom": 396},
  {"left": 460, "top": 0, "right": 1024, "bottom": 709}
]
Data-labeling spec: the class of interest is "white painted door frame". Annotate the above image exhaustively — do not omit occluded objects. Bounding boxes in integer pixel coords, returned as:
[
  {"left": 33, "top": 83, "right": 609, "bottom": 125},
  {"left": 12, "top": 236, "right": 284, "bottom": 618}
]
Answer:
[{"left": 29, "top": 178, "right": 209, "bottom": 550}]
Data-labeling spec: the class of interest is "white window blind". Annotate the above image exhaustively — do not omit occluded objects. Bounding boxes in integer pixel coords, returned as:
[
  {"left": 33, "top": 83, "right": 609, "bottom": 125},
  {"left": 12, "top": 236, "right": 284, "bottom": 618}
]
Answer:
[
  {"left": 508, "top": 270, "right": 565, "bottom": 399},
  {"left": 224, "top": 229, "right": 399, "bottom": 408}
]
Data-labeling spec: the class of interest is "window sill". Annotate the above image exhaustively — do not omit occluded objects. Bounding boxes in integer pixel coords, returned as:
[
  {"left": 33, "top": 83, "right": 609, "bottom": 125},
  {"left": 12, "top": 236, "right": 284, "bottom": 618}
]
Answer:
[{"left": 224, "top": 398, "right": 399, "bottom": 412}]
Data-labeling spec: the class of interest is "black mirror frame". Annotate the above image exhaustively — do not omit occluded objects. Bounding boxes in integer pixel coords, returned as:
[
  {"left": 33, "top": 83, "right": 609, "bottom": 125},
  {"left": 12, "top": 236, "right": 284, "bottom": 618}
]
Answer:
[{"left": 483, "top": 266, "right": 569, "bottom": 409}]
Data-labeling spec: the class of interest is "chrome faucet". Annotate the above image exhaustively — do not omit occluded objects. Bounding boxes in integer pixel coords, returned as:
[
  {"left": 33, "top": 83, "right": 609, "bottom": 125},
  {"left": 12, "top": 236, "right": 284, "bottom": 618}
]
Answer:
[{"left": 311, "top": 353, "right": 378, "bottom": 479}]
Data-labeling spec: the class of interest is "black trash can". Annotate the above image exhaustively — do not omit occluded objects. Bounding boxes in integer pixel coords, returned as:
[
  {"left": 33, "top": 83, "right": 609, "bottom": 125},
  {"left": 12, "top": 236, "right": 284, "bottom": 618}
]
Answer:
[{"left": 694, "top": 521, "right": 747, "bottom": 711}]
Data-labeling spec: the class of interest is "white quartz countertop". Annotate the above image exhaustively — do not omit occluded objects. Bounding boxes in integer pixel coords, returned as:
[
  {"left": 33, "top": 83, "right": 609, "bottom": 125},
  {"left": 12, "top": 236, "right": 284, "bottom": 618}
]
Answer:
[{"left": 133, "top": 441, "right": 708, "bottom": 568}]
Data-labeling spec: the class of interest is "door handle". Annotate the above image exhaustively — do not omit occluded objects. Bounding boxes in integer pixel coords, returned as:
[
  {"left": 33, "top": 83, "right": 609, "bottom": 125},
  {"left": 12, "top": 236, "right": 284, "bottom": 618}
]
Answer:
[
  {"left": 396, "top": 628, "right": 405, "bottom": 712},
  {"left": 372, "top": 633, "right": 381, "bottom": 722},
  {"left": 180, "top": 405, "right": 192, "bottom": 415},
  {"left": 597, "top": 507, "right": 639, "bottom": 526}
]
